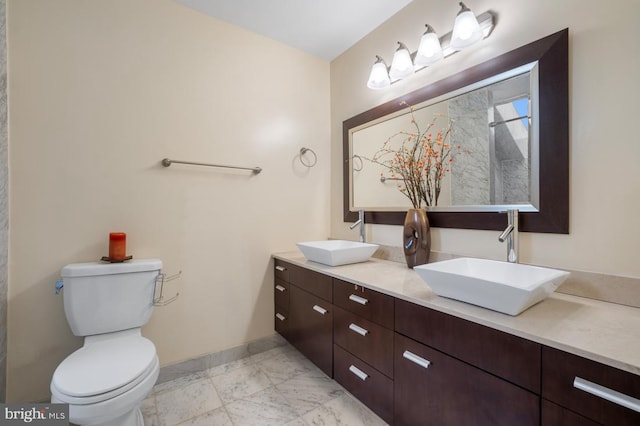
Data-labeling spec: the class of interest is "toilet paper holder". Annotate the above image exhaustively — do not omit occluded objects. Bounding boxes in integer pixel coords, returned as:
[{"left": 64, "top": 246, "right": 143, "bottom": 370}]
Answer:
[{"left": 154, "top": 271, "right": 181, "bottom": 306}]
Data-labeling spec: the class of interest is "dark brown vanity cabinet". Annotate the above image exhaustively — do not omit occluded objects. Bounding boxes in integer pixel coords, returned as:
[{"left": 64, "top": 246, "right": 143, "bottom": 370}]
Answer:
[
  {"left": 332, "top": 279, "right": 395, "bottom": 424},
  {"left": 273, "top": 259, "right": 640, "bottom": 426},
  {"left": 274, "top": 260, "right": 333, "bottom": 377},
  {"left": 542, "top": 346, "right": 640, "bottom": 425},
  {"left": 394, "top": 299, "right": 540, "bottom": 426}
]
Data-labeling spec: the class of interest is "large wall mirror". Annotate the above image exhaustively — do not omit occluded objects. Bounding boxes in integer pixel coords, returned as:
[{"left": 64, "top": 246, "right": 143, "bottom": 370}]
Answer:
[{"left": 343, "top": 29, "right": 568, "bottom": 233}]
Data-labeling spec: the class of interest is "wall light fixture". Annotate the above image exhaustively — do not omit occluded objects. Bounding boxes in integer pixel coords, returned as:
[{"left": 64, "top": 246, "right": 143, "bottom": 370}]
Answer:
[
  {"left": 389, "top": 42, "right": 415, "bottom": 80},
  {"left": 450, "top": 2, "right": 484, "bottom": 49},
  {"left": 367, "top": 55, "right": 391, "bottom": 89},
  {"left": 367, "top": 2, "right": 494, "bottom": 90},
  {"left": 414, "top": 25, "right": 443, "bottom": 67}
]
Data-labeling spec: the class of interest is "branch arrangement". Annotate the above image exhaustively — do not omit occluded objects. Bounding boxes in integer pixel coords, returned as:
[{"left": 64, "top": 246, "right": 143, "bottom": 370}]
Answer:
[{"left": 367, "top": 103, "right": 461, "bottom": 208}]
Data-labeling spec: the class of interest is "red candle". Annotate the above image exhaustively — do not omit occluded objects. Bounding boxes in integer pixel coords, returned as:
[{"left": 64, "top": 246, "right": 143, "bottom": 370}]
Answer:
[{"left": 109, "top": 232, "right": 126, "bottom": 260}]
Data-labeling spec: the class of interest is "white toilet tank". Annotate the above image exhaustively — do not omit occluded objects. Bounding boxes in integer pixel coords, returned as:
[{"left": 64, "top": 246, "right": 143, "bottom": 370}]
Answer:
[{"left": 61, "top": 259, "right": 162, "bottom": 336}]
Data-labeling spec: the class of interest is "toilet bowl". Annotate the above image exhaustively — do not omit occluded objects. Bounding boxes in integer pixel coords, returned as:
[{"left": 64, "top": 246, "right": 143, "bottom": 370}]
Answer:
[
  {"left": 51, "top": 329, "right": 159, "bottom": 426},
  {"left": 51, "top": 259, "right": 163, "bottom": 426}
]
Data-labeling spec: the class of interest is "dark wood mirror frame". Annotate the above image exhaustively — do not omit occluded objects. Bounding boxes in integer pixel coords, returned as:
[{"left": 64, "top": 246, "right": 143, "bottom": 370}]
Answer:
[{"left": 343, "top": 29, "right": 568, "bottom": 233}]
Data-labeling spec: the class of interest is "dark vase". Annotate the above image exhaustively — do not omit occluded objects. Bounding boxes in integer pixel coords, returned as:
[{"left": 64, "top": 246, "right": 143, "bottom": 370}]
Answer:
[{"left": 403, "top": 208, "right": 431, "bottom": 268}]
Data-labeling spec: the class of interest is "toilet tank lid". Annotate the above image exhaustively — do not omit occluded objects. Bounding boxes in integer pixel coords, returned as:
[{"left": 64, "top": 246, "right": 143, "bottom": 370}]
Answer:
[{"left": 61, "top": 259, "right": 162, "bottom": 277}]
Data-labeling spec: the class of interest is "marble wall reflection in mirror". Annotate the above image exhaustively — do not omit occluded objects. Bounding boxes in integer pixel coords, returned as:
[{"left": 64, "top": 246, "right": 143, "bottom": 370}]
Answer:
[
  {"left": 351, "top": 64, "right": 539, "bottom": 212},
  {"left": 342, "top": 29, "right": 568, "bottom": 233}
]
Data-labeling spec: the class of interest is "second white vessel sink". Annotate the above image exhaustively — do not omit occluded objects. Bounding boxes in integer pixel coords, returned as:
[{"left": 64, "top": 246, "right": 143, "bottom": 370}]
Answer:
[
  {"left": 414, "top": 257, "right": 570, "bottom": 315},
  {"left": 297, "top": 240, "right": 379, "bottom": 267}
]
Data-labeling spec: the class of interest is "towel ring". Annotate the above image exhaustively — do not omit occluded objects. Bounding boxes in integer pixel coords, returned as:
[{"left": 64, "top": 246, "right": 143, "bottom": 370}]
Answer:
[
  {"left": 299, "top": 147, "right": 317, "bottom": 168},
  {"left": 352, "top": 155, "right": 363, "bottom": 172}
]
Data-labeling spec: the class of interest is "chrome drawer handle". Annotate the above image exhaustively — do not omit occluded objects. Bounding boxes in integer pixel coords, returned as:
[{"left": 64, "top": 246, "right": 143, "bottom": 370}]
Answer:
[
  {"left": 275, "top": 266, "right": 286, "bottom": 272},
  {"left": 349, "top": 365, "right": 369, "bottom": 381},
  {"left": 275, "top": 313, "right": 286, "bottom": 321},
  {"left": 348, "top": 294, "right": 368, "bottom": 305},
  {"left": 275, "top": 285, "right": 286, "bottom": 292},
  {"left": 312, "top": 305, "right": 328, "bottom": 315},
  {"left": 573, "top": 377, "right": 640, "bottom": 413},
  {"left": 348, "top": 323, "right": 369, "bottom": 336},
  {"left": 403, "top": 350, "right": 431, "bottom": 369}
]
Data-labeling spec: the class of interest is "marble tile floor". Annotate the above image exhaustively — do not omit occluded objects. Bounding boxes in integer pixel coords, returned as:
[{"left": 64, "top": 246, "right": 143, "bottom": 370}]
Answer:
[{"left": 142, "top": 344, "right": 388, "bottom": 426}]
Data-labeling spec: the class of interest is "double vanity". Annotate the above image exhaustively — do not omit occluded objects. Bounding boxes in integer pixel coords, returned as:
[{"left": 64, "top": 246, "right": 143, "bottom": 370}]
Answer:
[{"left": 273, "top": 248, "right": 640, "bottom": 425}]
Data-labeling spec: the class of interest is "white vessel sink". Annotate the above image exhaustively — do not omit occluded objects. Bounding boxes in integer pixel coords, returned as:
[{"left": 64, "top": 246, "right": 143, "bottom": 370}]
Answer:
[
  {"left": 414, "top": 258, "right": 570, "bottom": 315},
  {"left": 297, "top": 240, "right": 379, "bottom": 267}
]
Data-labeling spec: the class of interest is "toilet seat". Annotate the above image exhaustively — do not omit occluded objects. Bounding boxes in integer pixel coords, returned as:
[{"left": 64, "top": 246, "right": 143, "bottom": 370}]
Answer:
[
  {"left": 51, "top": 332, "right": 157, "bottom": 404},
  {"left": 51, "top": 355, "right": 159, "bottom": 426},
  {"left": 51, "top": 356, "right": 158, "bottom": 405}
]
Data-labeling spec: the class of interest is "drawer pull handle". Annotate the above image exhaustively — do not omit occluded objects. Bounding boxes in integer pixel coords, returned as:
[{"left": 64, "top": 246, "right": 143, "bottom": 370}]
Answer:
[
  {"left": 348, "top": 323, "right": 369, "bottom": 336},
  {"left": 275, "top": 266, "right": 287, "bottom": 272},
  {"left": 312, "top": 305, "right": 328, "bottom": 315},
  {"left": 349, "top": 294, "right": 369, "bottom": 305},
  {"left": 403, "top": 350, "right": 431, "bottom": 369},
  {"left": 275, "top": 313, "right": 286, "bottom": 321},
  {"left": 349, "top": 365, "right": 369, "bottom": 381},
  {"left": 275, "top": 285, "right": 286, "bottom": 292},
  {"left": 573, "top": 377, "right": 640, "bottom": 413}
]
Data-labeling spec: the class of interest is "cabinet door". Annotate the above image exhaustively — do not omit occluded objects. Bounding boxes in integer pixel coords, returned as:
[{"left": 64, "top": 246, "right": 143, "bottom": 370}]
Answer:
[
  {"left": 394, "top": 333, "right": 539, "bottom": 426},
  {"left": 289, "top": 285, "right": 333, "bottom": 377},
  {"left": 542, "top": 346, "right": 640, "bottom": 425},
  {"left": 542, "top": 399, "right": 600, "bottom": 426}
]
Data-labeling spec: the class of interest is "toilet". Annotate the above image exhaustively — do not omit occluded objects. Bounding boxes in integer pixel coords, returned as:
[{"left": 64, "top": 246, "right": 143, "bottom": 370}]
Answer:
[{"left": 51, "top": 259, "right": 163, "bottom": 426}]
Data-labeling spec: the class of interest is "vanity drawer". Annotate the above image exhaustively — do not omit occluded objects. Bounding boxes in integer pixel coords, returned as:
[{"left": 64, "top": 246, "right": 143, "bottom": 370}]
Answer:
[
  {"left": 274, "top": 259, "right": 291, "bottom": 283},
  {"left": 274, "top": 278, "right": 290, "bottom": 309},
  {"left": 274, "top": 307, "right": 290, "bottom": 340},
  {"left": 333, "top": 279, "right": 394, "bottom": 329},
  {"left": 542, "top": 346, "right": 640, "bottom": 425},
  {"left": 395, "top": 298, "right": 541, "bottom": 393},
  {"left": 394, "top": 332, "right": 539, "bottom": 426},
  {"left": 334, "top": 344, "right": 393, "bottom": 425},
  {"left": 334, "top": 306, "right": 393, "bottom": 378},
  {"left": 291, "top": 265, "right": 332, "bottom": 302}
]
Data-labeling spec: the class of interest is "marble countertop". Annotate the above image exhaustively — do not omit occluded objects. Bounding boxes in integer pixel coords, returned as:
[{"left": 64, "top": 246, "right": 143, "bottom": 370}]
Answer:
[{"left": 273, "top": 251, "right": 640, "bottom": 376}]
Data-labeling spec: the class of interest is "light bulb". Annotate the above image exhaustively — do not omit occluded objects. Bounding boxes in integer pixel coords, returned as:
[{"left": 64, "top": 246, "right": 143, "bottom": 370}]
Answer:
[
  {"left": 367, "top": 56, "right": 390, "bottom": 89},
  {"left": 450, "top": 2, "right": 483, "bottom": 50},
  {"left": 389, "top": 42, "right": 414, "bottom": 81},
  {"left": 415, "top": 25, "right": 443, "bottom": 67}
]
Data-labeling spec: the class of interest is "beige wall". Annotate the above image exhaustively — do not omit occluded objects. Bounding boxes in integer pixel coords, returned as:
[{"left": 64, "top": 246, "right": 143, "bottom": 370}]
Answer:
[
  {"left": 7, "top": 0, "right": 330, "bottom": 402},
  {"left": 331, "top": 0, "right": 640, "bottom": 278}
]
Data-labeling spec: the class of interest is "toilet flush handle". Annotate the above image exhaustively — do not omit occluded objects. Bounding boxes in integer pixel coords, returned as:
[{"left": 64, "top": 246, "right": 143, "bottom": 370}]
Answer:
[{"left": 55, "top": 280, "right": 64, "bottom": 295}]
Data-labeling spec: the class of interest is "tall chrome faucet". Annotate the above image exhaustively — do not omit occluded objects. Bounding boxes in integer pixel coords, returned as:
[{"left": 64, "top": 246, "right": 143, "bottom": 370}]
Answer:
[
  {"left": 349, "top": 209, "right": 366, "bottom": 243},
  {"left": 498, "top": 209, "right": 519, "bottom": 263}
]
